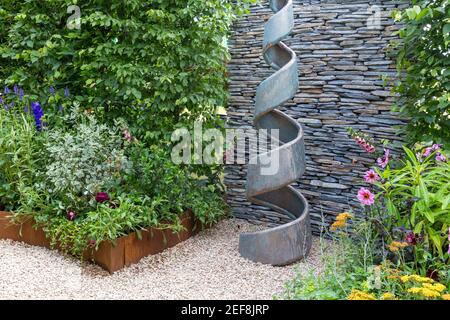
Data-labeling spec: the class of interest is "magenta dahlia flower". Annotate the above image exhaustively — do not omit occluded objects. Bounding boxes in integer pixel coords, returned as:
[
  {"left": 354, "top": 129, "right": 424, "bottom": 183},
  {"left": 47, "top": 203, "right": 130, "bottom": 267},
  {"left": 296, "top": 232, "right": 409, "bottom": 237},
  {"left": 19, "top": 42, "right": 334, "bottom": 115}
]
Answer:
[
  {"left": 364, "top": 169, "right": 380, "bottom": 184},
  {"left": 357, "top": 188, "right": 375, "bottom": 206}
]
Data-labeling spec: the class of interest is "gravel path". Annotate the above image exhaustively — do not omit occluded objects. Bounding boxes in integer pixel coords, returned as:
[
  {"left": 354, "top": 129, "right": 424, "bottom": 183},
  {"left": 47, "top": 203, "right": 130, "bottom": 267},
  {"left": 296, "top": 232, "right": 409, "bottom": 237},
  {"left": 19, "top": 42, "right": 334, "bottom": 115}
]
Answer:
[{"left": 0, "top": 219, "right": 322, "bottom": 300}]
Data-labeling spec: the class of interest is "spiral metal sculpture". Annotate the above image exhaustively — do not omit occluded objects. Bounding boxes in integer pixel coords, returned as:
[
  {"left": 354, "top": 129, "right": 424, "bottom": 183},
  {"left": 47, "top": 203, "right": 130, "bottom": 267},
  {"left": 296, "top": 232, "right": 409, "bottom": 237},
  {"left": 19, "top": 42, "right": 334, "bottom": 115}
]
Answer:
[{"left": 239, "top": 0, "right": 312, "bottom": 265}]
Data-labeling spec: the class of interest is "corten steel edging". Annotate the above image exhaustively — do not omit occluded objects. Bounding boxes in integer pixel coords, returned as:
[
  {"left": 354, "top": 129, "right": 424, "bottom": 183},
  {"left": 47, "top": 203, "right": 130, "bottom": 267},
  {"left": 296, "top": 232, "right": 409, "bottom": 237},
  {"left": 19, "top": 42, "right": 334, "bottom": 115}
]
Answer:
[
  {"left": 239, "top": 0, "right": 312, "bottom": 266},
  {"left": 0, "top": 211, "right": 203, "bottom": 273}
]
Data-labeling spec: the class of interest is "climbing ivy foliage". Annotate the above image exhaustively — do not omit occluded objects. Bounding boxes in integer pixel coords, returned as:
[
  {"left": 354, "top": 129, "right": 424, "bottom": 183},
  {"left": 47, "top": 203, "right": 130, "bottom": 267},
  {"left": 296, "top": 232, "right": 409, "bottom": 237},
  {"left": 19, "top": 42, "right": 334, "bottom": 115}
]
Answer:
[
  {"left": 392, "top": 0, "right": 450, "bottom": 145},
  {"left": 0, "top": 0, "right": 256, "bottom": 142}
]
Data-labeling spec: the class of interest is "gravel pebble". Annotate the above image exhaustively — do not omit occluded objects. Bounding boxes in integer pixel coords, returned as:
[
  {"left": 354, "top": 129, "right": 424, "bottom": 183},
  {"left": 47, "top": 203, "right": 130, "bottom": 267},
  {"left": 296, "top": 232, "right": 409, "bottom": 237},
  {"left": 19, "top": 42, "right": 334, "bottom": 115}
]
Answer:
[{"left": 0, "top": 219, "right": 322, "bottom": 300}]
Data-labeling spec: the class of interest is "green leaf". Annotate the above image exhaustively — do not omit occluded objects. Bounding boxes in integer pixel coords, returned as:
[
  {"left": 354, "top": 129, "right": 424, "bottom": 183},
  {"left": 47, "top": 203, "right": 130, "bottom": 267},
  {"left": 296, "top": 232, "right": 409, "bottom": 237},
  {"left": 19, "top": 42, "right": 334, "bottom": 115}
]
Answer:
[
  {"left": 406, "top": 6, "right": 421, "bottom": 20},
  {"left": 414, "top": 220, "right": 424, "bottom": 234},
  {"left": 428, "top": 228, "right": 444, "bottom": 258},
  {"left": 441, "top": 194, "right": 450, "bottom": 210},
  {"left": 444, "top": 24, "right": 450, "bottom": 35}
]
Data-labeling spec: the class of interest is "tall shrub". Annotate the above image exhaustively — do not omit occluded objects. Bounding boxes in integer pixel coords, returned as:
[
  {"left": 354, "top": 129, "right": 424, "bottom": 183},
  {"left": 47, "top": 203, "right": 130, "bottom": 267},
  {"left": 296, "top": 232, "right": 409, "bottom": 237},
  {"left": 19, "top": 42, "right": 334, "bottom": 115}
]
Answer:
[
  {"left": 392, "top": 1, "right": 450, "bottom": 145},
  {"left": 0, "top": 0, "right": 255, "bottom": 143}
]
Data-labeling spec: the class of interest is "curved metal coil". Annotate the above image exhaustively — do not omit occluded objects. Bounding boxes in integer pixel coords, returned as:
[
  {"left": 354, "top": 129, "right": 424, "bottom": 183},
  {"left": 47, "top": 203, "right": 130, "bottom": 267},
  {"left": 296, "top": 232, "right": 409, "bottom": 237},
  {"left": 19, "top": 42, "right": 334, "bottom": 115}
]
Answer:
[{"left": 239, "top": 0, "right": 312, "bottom": 266}]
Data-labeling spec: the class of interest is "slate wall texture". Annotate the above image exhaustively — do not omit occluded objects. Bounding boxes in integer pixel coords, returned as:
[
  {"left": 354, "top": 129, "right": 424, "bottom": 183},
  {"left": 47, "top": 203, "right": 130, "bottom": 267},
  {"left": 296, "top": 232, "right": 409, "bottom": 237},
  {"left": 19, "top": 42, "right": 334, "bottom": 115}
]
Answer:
[{"left": 225, "top": 0, "right": 409, "bottom": 234}]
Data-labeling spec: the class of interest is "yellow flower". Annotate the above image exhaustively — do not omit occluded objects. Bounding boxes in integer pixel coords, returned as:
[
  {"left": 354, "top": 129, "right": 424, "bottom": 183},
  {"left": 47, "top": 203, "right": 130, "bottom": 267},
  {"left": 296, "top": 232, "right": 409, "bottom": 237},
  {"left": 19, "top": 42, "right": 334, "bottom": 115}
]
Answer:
[
  {"left": 388, "top": 241, "right": 409, "bottom": 252},
  {"left": 407, "top": 287, "right": 441, "bottom": 299},
  {"left": 330, "top": 219, "right": 346, "bottom": 231},
  {"left": 423, "top": 283, "right": 446, "bottom": 293},
  {"left": 330, "top": 212, "right": 353, "bottom": 231},
  {"left": 442, "top": 294, "right": 450, "bottom": 300},
  {"left": 400, "top": 275, "right": 410, "bottom": 283},
  {"left": 420, "top": 288, "right": 441, "bottom": 299},
  {"left": 400, "top": 274, "right": 434, "bottom": 284},
  {"left": 336, "top": 212, "right": 352, "bottom": 221},
  {"left": 380, "top": 292, "right": 396, "bottom": 300},
  {"left": 347, "top": 289, "right": 376, "bottom": 300},
  {"left": 433, "top": 283, "right": 447, "bottom": 293},
  {"left": 411, "top": 275, "right": 434, "bottom": 283},
  {"left": 407, "top": 287, "right": 422, "bottom": 294}
]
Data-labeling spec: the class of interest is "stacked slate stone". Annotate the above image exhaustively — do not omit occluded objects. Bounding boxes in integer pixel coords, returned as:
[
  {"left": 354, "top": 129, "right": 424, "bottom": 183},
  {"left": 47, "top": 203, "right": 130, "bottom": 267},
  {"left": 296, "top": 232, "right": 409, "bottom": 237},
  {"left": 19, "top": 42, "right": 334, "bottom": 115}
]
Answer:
[{"left": 225, "top": 0, "right": 410, "bottom": 235}]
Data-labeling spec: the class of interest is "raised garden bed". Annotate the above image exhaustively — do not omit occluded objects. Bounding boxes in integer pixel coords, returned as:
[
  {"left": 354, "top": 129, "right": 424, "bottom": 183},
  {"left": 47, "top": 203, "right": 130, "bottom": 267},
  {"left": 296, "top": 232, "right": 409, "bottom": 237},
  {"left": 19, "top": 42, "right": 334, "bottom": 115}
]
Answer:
[{"left": 0, "top": 210, "right": 202, "bottom": 273}]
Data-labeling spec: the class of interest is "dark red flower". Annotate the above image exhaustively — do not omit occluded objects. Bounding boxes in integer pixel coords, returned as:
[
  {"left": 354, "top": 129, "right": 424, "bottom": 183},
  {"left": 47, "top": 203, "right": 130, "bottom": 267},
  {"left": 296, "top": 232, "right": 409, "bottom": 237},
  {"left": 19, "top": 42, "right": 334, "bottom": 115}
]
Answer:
[
  {"left": 66, "top": 211, "right": 76, "bottom": 221},
  {"left": 95, "top": 192, "right": 110, "bottom": 203},
  {"left": 405, "top": 231, "right": 417, "bottom": 245},
  {"left": 88, "top": 239, "right": 96, "bottom": 247}
]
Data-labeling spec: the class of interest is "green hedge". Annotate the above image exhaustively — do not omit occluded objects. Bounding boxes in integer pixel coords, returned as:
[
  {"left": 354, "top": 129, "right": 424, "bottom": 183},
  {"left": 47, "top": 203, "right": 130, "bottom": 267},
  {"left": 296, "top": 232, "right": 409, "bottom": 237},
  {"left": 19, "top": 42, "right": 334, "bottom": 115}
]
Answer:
[
  {"left": 392, "top": 0, "right": 450, "bottom": 145},
  {"left": 0, "top": 0, "right": 255, "bottom": 142}
]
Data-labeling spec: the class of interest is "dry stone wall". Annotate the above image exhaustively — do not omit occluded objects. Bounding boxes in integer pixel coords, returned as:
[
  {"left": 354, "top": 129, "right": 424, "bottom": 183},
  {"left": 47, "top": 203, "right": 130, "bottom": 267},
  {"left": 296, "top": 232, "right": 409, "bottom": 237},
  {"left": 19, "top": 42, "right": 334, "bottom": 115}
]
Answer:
[{"left": 225, "top": 0, "right": 410, "bottom": 234}]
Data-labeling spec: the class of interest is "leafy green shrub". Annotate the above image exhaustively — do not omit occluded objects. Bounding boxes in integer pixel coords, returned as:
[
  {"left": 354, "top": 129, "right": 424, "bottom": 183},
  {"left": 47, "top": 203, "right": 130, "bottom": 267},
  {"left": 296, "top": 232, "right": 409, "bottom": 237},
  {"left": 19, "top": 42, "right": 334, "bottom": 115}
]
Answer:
[
  {"left": 348, "top": 129, "right": 449, "bottom": 271},
  {"left": 379, "top": 145, "right": 450, "bottom": 269},
  {"left": 0, "top": 108, "right": 39, "bottom": 210},
  {"left": 391, "top": 1, "right": 450, "bottom": 145},
  {"left": 123, "top": 142, "right": 227, "bottom": 225},
  {"left": 35, "top": 107, "right": 129, "bottom": 210},
  {"left": 0, "top": 0, "right": 256, "bottom": 143}
]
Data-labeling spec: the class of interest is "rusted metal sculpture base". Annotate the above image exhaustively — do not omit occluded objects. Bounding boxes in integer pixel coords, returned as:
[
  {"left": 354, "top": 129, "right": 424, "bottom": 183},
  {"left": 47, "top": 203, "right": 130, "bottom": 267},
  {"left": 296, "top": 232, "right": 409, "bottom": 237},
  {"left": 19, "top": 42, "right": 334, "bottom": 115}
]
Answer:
[
  {"left": 0, "top": 211, "right": 202, "bottom": 273},
  {"left": 239, "top": 0, "right": 312, "bottom": 265}
]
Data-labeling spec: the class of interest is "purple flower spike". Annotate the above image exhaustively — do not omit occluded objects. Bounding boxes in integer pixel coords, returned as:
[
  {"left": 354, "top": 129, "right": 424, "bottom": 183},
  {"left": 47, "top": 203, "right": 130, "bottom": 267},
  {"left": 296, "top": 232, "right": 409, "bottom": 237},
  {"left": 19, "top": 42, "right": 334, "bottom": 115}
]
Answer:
[
  {"left": 50, "top": 86, "right": 55, "bottom": 95},
  {"left": 31, "top": 102, "right": 44, "bottom": 131},
  {"left": 4, "top": 102, "right": 13, "bottom": 110},
  {"left": 13, "top": 84, "right": 19, "bottom": 95},
  {"left": 19, "top": 88, "right": 24, "bottom": 101},
  {"left": 4, "top": 86, "right": 10, "bottom": 94},
  {"left": 64, "top": 87, "right": 70, "bottom": 97},
  {"left": 0, "top": 97, "right": 3, "bottom": 105}
]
